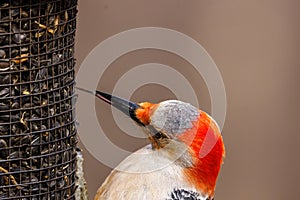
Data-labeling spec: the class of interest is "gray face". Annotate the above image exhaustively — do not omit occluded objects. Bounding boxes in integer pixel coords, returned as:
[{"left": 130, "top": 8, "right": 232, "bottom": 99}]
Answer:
[{"left": 149, "top": 100, "right": 200, "bottom": 137}]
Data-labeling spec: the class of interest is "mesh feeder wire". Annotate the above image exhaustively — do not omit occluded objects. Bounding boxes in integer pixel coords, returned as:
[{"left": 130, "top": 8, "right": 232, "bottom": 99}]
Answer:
[{"left": 0, "top": 0, "right": 82, "bottom": 199}]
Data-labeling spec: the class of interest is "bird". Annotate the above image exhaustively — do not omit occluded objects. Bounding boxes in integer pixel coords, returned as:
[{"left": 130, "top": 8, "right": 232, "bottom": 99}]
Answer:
[{"left": 76, "top": 87, "right": 225, "bottom": 200}]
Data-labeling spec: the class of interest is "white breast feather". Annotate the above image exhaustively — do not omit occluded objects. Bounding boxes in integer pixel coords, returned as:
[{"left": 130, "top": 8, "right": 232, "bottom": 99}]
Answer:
[{"left": 96, "top": 145, "right": 208, "bottom": 200}]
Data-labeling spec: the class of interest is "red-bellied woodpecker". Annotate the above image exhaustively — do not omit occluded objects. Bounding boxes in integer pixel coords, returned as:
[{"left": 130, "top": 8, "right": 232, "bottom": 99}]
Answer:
[{"left": 77, "top": 88, "right": 225, "bottom": 200}]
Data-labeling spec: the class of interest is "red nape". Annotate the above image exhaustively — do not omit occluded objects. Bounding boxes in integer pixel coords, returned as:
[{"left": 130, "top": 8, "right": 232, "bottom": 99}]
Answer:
[{"left": 177, "top": 111, "right": 225, "bottom": 196}]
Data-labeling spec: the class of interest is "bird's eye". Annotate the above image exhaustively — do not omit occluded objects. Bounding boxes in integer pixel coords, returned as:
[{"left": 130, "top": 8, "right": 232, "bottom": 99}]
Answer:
[
  {"left": 154, "top": 131, "right": 168, "bottom": 140},
  {"left": 154, "top": 132, "right": 163, "bottom": 139},
  {"left": 147, "top": 125, "right": 169, "bottom": 140}
]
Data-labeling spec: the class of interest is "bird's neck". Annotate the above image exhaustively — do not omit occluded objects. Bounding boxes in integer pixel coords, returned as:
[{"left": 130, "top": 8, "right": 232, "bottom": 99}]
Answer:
[{"left": 178, "top": 111, "right": 225, "bottom": 197}]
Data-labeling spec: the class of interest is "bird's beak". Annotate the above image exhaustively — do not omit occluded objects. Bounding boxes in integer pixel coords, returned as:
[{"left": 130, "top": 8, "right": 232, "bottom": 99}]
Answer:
[
  {"left": 76, "top": 87, "right": 171, "bottom": 149},
  {"left": 76, "top": 87, "right": 144, "bottom": 126},
  {"left": 95, "top": 91, "right": 144, "bottom": 126}
]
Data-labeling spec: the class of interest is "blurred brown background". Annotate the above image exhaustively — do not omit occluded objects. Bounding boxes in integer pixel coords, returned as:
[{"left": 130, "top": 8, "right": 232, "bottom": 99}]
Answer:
[{"left": 75, "top": 0, "right": 300, "bottom": 199}]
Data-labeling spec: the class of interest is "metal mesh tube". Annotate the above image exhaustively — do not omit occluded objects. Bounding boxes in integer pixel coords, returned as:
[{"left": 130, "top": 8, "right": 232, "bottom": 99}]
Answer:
[{"left": 0, "top": 0, "right": 78, "bottom": 199}]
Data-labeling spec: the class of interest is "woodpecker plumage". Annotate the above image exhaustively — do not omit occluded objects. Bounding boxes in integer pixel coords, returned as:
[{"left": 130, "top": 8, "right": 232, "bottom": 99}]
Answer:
[{"left": 77, "top": 88, "right": 225, "bottom": 200}]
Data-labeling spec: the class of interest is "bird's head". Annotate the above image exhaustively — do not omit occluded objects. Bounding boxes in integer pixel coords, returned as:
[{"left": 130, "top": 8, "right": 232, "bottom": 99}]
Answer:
[{"left": 89, "top": 89, "right": 225, "bottom": 196}]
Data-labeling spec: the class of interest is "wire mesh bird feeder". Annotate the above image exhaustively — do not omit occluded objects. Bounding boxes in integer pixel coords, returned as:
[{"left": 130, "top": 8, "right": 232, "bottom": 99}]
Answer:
[{"left": 0, "top": 0, "right": 78, "bottom": 199}]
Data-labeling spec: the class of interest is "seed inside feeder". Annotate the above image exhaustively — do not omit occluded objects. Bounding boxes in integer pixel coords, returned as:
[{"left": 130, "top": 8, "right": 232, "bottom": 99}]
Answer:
[{"left": 0, "top": 0, "right": 78, "bottom": 199}]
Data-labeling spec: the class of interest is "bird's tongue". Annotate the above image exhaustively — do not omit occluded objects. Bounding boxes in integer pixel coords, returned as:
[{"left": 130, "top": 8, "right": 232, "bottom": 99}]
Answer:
[{"left": 76, "top": 87, "right": 144, "bottom": 126}]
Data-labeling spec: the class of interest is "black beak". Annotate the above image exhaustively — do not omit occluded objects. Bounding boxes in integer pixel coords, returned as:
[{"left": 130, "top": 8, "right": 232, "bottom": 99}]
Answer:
[{"left": 76, "top": 87, "right": 144, "bottom": 126}]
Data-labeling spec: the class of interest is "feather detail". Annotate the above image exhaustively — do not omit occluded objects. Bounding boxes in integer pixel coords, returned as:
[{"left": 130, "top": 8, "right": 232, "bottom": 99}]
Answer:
[
  {"left": 177, "top": 111, "right": 225, "bottom": 196},
  {"left": 135, "top": 102, "right": 157, "bottom": 125},
  {"left": 167, "top": 188, "right": 212, "bottom": 200}
]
